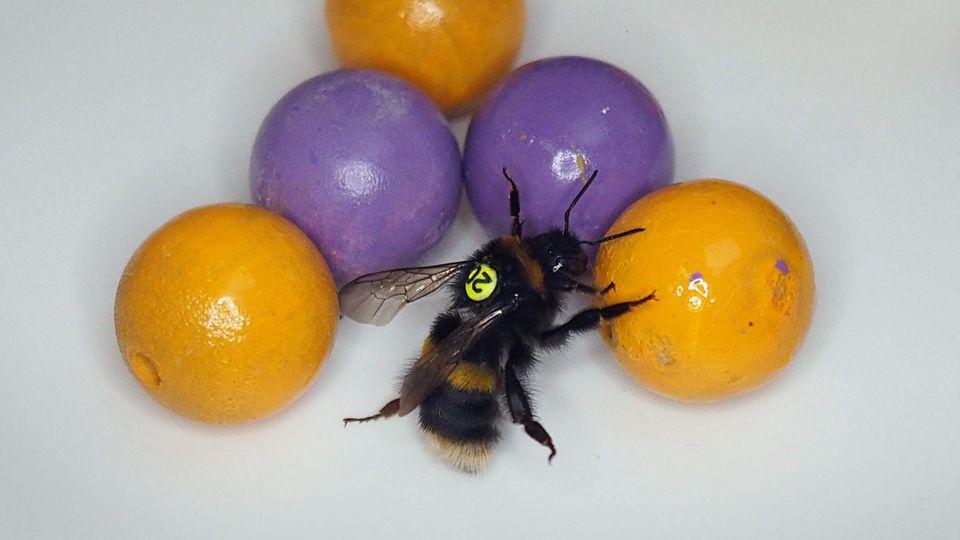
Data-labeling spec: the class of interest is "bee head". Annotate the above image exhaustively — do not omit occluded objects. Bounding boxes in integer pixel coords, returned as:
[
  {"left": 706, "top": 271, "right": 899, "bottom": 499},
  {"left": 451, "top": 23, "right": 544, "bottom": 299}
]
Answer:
[
  {"left": 523, "top": 168, "right": 644, "bottom": 279},
  {"left": 528, "top": 230, "right": 589, "bottom": 277},
  {"left": 556, "top": 169, "right": 644, "bottom": 274}
]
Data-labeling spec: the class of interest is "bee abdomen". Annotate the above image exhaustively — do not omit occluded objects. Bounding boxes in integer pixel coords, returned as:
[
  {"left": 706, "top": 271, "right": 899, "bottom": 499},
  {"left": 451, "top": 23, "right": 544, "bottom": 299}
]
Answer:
[{"left": 419, "top": 362, "right": 500, "bottom": 473}]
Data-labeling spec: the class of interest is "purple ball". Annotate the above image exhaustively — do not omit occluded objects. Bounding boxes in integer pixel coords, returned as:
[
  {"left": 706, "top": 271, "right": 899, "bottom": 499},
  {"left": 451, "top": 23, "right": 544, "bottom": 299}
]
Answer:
[
  {"left": 464, "top": 56, "right": 674, "bottom": 243},
  {"left": 251, "top": 69, "right": 461, "bottom": 285}
]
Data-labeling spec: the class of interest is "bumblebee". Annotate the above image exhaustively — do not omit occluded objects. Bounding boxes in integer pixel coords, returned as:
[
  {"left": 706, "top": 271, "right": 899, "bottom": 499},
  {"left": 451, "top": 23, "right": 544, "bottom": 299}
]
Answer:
[{"left": 340, "top": 169, "right": 655, "bottom": 473}]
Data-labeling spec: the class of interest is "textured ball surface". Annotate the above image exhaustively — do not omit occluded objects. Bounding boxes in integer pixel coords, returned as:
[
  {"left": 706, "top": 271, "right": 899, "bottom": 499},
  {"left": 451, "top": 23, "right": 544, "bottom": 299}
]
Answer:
[
  {"left": 465, "top": 56, "right": 673, "bottom": 242},
  {"left": 326, "top": 0, "right": 525, "bottom": 115},
  {"left": 114, "top": 204, "right": 339, "bottom": 423},
  {"left": 595, "top": 180, "right": 815, "bottom": 402},
  {"left": 250, "top": 69, "right": 461, "bottom": 285}
]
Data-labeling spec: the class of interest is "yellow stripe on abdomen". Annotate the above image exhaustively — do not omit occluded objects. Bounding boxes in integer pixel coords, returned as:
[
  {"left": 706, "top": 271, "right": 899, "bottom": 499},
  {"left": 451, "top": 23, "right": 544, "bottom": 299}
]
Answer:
[
  {"left": 446, "top": 363, "right": 497, "bottom": 393},
  {"left": 421, "top": 337, "right": 433, "bottom": 356}
]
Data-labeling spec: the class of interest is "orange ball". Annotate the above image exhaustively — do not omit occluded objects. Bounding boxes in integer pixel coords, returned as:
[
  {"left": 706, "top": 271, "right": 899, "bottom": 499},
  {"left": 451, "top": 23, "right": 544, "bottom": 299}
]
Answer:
[
  {"left": 115, "top": 204, "right": 339, "bottom": 423},
  {"left": 594, "top": 180, "right": 815, "bottom": 402},
  {"left": 325, "top": 0, "right": 525, "bottom": 115}
]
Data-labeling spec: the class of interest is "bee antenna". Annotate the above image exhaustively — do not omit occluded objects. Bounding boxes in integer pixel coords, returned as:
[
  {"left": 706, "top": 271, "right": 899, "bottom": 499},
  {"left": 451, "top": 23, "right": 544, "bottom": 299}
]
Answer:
[
  {"left": 563, "top": 169, "right": 600, "bottom": 236},
  {"left": 503, "top": 167, "right": 523, "bottom": 238},
  {"left": 501, "top": 167, "right": 518, "bottom": 189},
  {"left": 580, "top": 227, "right": 645, "bottom": 246}
]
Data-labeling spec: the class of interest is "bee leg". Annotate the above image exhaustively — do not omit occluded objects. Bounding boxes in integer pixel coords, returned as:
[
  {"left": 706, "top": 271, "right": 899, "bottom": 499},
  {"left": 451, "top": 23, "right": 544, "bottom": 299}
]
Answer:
[
  {"left": 540, "top": 291, "right": 657, "bottom": 348},
  {"left": 564, "top": 281, "right": 615, "bottom": 296},
  {"left": 505, "top": 351, "right": 557, "bottom": 463},
  {"left": 502, "top": 167, "right": 524, "bottom": 238},
  {"left": 568, "top": 281, "right": 597, "bottom": 294},
  {"left": 343, "top": 398, "right": 400, "bottom": 426}
]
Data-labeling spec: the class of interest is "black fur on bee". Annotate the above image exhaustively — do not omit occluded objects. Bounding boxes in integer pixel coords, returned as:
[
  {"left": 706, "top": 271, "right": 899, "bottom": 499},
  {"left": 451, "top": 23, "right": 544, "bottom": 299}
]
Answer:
[{"left": 340, "top": 168, "right": 655, "bottom": 473}]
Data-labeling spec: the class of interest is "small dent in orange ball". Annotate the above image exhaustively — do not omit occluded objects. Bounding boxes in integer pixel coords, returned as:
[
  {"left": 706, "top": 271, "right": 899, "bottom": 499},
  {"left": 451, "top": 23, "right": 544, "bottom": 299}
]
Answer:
[
  {"left": 654, "top": 344, "right": 677, "bottom": 367},
  {"left": 129, "top": 351, "right": 161, "bottom": 389}
]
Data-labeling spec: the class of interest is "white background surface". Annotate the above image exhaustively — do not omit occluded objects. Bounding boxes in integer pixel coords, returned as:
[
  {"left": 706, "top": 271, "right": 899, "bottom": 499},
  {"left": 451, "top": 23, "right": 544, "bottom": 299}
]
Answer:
[{"left": 2, "top": 1, "right": 958, "bottom": 538}]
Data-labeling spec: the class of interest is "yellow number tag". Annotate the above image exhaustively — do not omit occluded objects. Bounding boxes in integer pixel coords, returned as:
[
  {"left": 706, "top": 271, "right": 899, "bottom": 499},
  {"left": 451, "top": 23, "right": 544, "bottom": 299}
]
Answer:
[{"left": 465, "top": 264, "right": 497, "bottom": 301}]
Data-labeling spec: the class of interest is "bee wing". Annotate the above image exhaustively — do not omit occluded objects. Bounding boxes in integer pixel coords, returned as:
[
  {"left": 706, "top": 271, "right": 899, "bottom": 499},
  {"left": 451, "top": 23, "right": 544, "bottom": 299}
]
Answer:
[
  {"left": 398, "top": 300, "right": 517, "bottom": 416},
  {"left": 338, "top": 261, "right": 471, "bottom": 326}
]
